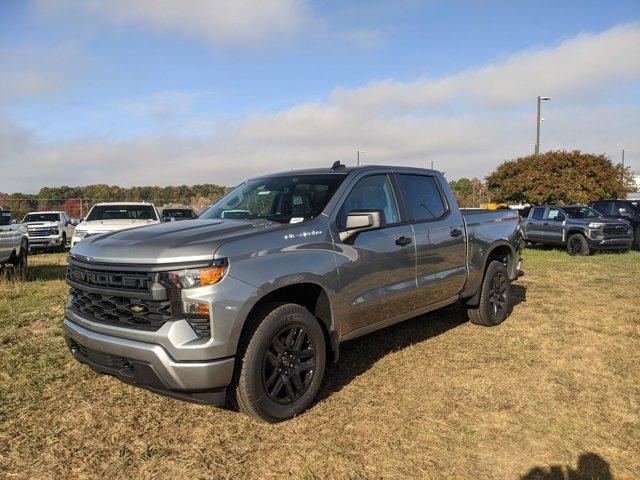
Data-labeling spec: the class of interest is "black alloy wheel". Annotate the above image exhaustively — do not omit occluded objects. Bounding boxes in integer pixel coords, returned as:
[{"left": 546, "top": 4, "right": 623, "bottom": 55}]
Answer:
[
  {"left": 261, "top": 325, "right": 316, "bottom": 404},
  {"left": 488, "top": 271, "right": 507, "bottom": 318}
]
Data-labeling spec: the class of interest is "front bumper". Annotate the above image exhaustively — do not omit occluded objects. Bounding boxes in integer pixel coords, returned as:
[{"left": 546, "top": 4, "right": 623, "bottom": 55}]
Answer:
[
  {"left": 29, "top": 235, "right": 64, "bottom": 249},
  {"left": 586, "top": 236, "right": 633, "bottom": 249},
  {"left": 64, "top": 318, "right": 234, "bottom": 405}
]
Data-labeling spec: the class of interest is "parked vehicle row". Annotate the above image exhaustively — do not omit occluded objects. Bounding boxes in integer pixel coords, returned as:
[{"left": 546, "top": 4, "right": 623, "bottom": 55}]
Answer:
[
  {"left": 63, "top": 164, "right": 524, "bottom": 422},
  {"left": 522, "top": 204, "right": 635, "bottom": 255}
]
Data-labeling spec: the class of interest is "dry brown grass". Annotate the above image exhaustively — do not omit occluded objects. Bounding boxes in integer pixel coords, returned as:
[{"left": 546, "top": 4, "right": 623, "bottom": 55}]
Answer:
[{"left": 1, "top": 249, "right": 639, "bottom": 479}]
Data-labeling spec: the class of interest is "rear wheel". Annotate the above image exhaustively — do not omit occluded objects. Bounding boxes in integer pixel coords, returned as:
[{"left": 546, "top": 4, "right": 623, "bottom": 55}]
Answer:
[
  {"left": 467, "top": 260, "right": 512, "bottom": 326},
  {"left": 567, "top": 233, "right": 590, "bottom": 256},
  {"left": 634, "top": 226, "right": 640, "bottom": 250},
  {"left": 58, "top": 233, "right": 67, "bottom": 252},
  {"left": 234, "top": 303, "right": 326, "bottom": 422}
]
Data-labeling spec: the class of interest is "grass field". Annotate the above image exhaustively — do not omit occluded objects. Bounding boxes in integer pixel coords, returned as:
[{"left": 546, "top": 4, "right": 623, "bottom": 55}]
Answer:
[{"left": 1, "top": 249, "right": 639, "bottom": 479}]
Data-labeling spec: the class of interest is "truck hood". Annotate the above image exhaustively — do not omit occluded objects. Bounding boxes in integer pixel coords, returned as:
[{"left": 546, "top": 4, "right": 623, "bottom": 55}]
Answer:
[
  {"left": 76, "top": 219, "right": 158, "bottom": 232},
  {"left": 70, "top": 218, "right": 279, "bottom": 265},
  {"left": 567, "top": 217, "right": 629, "bottom": 226},
  {"left": 24, "top": 221, "right": 59, "bottom": 228}
]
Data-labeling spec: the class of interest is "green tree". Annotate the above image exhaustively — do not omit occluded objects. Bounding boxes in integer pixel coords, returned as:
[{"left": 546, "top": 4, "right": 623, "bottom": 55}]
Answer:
[{"left": 486, "top": 150, "right": 634, "bottom": 205}]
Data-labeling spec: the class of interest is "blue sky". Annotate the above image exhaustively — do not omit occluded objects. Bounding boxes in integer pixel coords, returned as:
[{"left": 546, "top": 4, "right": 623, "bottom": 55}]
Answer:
[{"left": 1, "top": 0, "right": 639, "bottom": 192}]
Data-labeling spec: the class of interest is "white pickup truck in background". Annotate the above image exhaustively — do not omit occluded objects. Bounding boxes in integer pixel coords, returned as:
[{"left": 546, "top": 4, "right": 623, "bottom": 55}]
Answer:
[
  {"left": 71, "top": 202, "right": 161, "bottom": 246},
  {"left": 0, "top": 206, "right": 29, "bottom": 271},
  {"left": 21, "top": 211, "right": 76, "bottom": 251}
]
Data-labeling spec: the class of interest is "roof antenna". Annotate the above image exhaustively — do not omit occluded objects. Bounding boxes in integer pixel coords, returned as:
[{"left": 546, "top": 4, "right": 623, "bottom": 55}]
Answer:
[{"left": 331, "top": 161, "right": 345, "bottom": 171}]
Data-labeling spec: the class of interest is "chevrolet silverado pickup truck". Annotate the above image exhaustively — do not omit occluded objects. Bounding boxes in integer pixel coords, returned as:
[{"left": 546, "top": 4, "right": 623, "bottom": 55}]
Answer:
[
  {"left": 71, "top": 202, "right": 160, "bottom": 246},
  {"left": 21, "top": 210, "right": 76, "bottom": 251},
  {"left": 0, "top": 206, "right": 29, "bottom": 271},
  {"left": 523, "top": 205, "right": 633, "bottom": 255},
  {"left": 64, "top": 164, "right": 524, "bottom": 422},
  {"left": 589, "top": 199, "right": 640, "bottom": 250}
]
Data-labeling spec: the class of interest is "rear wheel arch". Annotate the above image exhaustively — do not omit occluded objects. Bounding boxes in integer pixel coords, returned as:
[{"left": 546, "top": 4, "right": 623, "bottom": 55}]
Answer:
[{"left": 464, "top": 242, "right": 514, "bottom": 308}]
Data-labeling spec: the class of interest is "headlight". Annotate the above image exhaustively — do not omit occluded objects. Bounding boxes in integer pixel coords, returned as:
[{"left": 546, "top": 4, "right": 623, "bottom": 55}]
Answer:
[
  {"left": 162, "top": 259, "right": 227, "bottom": 289},
  {"left": 74, "top": 230, "right": 87, "bottom": 239},
  {"left": 588, "top": 222, "right": 605, "bottom": 229}
]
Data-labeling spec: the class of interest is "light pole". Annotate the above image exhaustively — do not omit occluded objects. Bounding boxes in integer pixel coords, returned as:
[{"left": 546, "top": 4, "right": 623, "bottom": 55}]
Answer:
[
  {"left": 535, "top": 96, "right": 550, "bottom": 155},
  {"left": 357, "top": 150, "right": 364, "bottom": 166}
]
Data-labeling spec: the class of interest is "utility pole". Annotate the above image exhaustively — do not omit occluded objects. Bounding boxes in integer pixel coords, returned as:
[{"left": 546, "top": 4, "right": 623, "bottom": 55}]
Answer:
[
  {"left": 430, "top": 160, "right": 434, "bottom": 170},
  {"left": 535, "top": 96, "right": 550, "bottom": 155},
  {"left": 622, "top": 149, "right": 625, "bottom": 167},
  {"left": 357, "top": 150, "right": 364, "bottom": 166}
]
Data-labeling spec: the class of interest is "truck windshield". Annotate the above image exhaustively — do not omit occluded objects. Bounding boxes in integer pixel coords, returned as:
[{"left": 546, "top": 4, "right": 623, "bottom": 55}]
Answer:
[
  {"left": 86, "top": 205, "right": 158, "bottom": 221},
  {"left": 22, "top": 213, "right": 60, "bottom": 222},
  {"left": 201, "top": 174, "right": 347, "bottom": 224},
  {"left": 562, "top": 207, "right": 602, "bottom": 219}
]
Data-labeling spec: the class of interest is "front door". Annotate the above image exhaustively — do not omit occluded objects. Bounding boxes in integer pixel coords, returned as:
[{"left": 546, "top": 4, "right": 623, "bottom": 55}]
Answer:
[
  {"left": 333, "top": 174, "right": 416, "bottom": 335},
  {"left": 396, "top": 173, "right": 467, "bottom": 308}
]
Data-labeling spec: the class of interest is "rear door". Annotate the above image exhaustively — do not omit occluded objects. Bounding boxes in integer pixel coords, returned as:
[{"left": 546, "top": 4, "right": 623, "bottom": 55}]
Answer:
[
  {"left": 396, "top": 173, "right": 467, "bottom": 308},
  {"left": 525, "top": 207, "right": 546, "bottom": 242},
  {"left": 543, "top": 207, "right": 566, "bottom": 244},
  {"left": 333, "top": 173, "right": 417, "bottom": 334}
]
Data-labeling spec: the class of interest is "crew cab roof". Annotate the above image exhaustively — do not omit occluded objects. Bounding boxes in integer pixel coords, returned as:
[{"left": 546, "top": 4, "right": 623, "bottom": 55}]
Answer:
[{"left": 250, "top": 165, "right": 440, "bottom": 179}]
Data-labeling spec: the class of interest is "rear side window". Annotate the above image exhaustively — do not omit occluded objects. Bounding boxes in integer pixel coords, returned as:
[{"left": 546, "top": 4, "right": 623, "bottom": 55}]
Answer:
[
  {"left": 398, "top": 174, "right": 447, "bottom": 221},
  {"left": 531, "top": 207, "right": 545, "bottom": 220}
]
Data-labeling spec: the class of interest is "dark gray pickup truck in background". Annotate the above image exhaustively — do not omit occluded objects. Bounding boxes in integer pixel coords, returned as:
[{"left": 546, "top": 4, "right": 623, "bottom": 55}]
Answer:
[
  {"left": 64, "top": 164, "right": 523, "bottom": 422},
  {"left": 523, "top": 205, "right": 633, "bottom": 255}
]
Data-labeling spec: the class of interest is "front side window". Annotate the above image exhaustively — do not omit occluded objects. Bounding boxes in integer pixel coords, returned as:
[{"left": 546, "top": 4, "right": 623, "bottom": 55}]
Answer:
[
  {"left": 531, "top": 207, "right": 545, "bottom": 220},
  {"left": 86, "top": 205, "right": 158, "bottom": 221},
  {"left": 22, "top": 213, "right": 61, "bottom": 223},
  {"left": 163, "top": 209, "right": 196, "bottom": 219},
  {"left": 201, "top": 174, "right": 346, "bottom": 224},
  {"left": 339, "top": 174, "right": 399, "bottom": 226},
  {"left": 398, "top": 174, "right": 447, "bottom": 221},
  {"left": 562, "top": 207, "right": 602, "bottom": 219}
]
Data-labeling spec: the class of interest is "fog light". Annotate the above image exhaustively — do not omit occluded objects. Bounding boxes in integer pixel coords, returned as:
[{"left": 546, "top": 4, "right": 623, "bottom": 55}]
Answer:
[{"left": 182, "top": 300, "right": 210, "bottom": 317}]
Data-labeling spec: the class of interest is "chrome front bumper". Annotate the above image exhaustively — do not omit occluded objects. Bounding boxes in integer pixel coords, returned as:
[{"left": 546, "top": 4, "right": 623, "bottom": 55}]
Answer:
[{"left": 64, "top": 318, "right": 235, "bottom": 404}]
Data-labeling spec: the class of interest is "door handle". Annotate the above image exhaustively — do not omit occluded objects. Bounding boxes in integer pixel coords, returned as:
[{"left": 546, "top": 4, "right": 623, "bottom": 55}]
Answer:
[
  {"left": 543, "top": 222, "right": 549, "bottom": 226},
  {"left": 449, "top": 228, "right": 463, "bottom": 238},
  {"left": 395, "top": 236, "right": 412, "bottom": 246},
  {"left": 527, "top": 222, "right": 533, "bottom": 225}
]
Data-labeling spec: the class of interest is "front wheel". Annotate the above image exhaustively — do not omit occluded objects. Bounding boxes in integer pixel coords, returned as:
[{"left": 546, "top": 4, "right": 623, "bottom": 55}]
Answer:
[
  {"left": 234, "top": 303, "right": 326, "bottom": 422},
  {"left": 467, "top": 260, "right": 512, "bottom": 326},
  {"left": 567, "top": 233, "right": 590, "bottom": 256},
  {"left": 11, "top": 241, "right": 28, "bottom": 272},
  {"left": 634, "top": 226, "right": 640, "bottom": 250}
]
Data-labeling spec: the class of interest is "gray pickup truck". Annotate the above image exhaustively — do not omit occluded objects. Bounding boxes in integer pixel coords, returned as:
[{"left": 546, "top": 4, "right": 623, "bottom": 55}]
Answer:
[
  {"left": 64, "top": 164, "right": 523, "bottom": 422},
  {"left": 523, "top": 205, "right": 633, "bottom": 255},
  {"left": 0, "top": 207, "right": 29, "bottom": 271}
]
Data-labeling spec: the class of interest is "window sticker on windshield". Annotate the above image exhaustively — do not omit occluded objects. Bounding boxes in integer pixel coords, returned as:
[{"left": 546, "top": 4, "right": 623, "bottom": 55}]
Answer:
[
  {"left": 290, "top": 217, "right": 304, "bottom": 223},
  {"left": 257, "top": 191, "right": 271, "bottom": 195}
]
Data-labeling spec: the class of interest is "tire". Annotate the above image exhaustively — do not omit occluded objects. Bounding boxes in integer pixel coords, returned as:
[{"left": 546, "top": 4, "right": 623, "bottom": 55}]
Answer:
[
  {"left": 567, "top": 233, "right": 590, "bottom": 256},
  {"left": 58, "top": 233, "right": 67, "bottom": 252},
  {"left": 634, "top": 226, "right": 640, "bottom": 251},
  {"left": 234, "top": 303, "right": 326, "bottom": 422},
  {"left": 10, "top": 241, "right": 28, "bottom": 272},
  {"left": 467, "top": 260, "right": 512, "bottom": 326}
]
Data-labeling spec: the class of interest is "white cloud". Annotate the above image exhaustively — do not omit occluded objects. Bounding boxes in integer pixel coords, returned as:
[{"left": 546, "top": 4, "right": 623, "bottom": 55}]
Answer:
[
  {"left": 117, "top": 91, "right": 203, "bottom": 119},
  {"left": 36, "top": 0, "right": 309, "bottom": 48},
  {"left": 0, "top": 43, "right": 86, "bottom": 105},
  {"left": 1, "top": 23, "right": 639, "bottom": 193}
]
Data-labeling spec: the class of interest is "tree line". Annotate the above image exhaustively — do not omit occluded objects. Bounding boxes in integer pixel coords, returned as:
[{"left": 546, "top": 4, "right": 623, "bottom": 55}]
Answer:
[
  {"left": 1, "top": 150, "right": 634, "bottom": 220},
  {"left": 0, "top": 184, "right": 229, "bottom": 220}
]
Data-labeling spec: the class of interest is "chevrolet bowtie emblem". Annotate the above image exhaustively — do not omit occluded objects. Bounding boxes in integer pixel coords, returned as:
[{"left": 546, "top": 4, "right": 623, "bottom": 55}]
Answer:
[{"left": 130, "top": 305, "right": 146, "bottom": 314}]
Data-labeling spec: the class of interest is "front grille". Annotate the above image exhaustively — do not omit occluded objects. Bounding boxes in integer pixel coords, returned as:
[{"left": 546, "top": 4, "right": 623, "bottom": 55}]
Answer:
[
  {"left": 70, "top": 340, "right": 132, "bottom": 371},
  {"left": 603, "top": 225, "right": 630, "bottom": 238},
  {"left": 69, "top": 288, "right": 172, "bottom": 331},
  {"left": 67, "top": 264, "right": 152, "bottom": 292},
  {"left": 29, "top": 228, "right": 57, "bottom": 237}
]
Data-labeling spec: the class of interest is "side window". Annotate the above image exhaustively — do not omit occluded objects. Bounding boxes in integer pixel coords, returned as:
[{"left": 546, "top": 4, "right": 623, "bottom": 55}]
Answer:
[
  {"left": 614, "top": 201, "right": 630, "bottom": 215},
  {"left": 340, "top": 175, "right": 399, "bottom": 226},
  {"left": 398, "top": 174, "right": 447, "bottom": 221},
  {"left": 545, "top": 207, "right": 564, "bottom": 221},
  {"left": 531, "top": 207, "right": 545, "bottom": 220},
  {"left": 591, "top": 202, "right": 608, "bottom": 215}
]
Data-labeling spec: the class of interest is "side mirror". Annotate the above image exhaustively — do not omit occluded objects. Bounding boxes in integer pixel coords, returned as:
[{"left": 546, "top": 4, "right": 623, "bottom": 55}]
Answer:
[
  {"left": 619, "top": 208, "right": 630, "bottom": 216},
  {"left": 70, "top": 218, "right": 79, "bottom": 226},
  {"left": 339, "top": 210, "right": 385, "bottom": 242}
]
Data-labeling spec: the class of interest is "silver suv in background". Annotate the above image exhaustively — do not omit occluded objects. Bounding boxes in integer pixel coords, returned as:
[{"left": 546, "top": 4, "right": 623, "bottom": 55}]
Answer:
[
  {"left": 64, "top": 164, "right": 524, "bottom": 422},
  {"left": 21, "top": 211, "right": 76, "bottom": 251}
]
